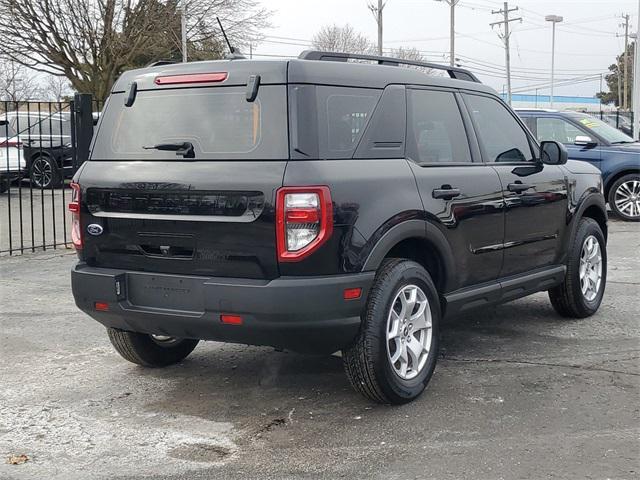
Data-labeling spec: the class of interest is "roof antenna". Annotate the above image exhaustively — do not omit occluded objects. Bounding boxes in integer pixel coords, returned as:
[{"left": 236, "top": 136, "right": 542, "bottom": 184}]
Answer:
[{"left": 216, "top": 17, "right": 246, "bottom": 59}]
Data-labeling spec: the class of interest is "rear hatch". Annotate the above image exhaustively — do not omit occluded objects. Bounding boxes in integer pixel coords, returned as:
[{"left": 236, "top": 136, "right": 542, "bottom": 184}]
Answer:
[{"left": 78, "top": 62, "right": 289, "bottom": 279}]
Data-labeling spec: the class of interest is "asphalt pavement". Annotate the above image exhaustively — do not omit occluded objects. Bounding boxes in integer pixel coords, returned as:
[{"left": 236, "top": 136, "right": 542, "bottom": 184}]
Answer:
[{"left": 0, "top": 220, "right": 638, "bottom": 480}]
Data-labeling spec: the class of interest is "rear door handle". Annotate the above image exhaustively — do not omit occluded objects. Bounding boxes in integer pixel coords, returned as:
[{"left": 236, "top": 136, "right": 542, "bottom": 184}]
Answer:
[
  {"left": 432, "top": 187, "right": 461, "bottom": 200},
  {"left": 507, "top": 182, "right": 532, "bottom": 193}
]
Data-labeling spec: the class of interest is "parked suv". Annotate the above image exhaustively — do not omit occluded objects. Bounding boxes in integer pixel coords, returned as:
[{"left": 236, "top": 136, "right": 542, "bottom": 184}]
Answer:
[
  {"left": 71, "top": 52, "right": 608, "bottom": 404},
  {"left": 0, "top": 112, "right": 73, "bottom": 189},
  {"left": 517, "top": 109, "right": 640, "bottom": 221}
]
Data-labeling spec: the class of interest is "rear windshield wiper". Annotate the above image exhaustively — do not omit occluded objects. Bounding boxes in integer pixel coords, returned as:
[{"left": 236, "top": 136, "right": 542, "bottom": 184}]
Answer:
[{"left": 143, "top": 141, "right": 195, "bottom": 158}]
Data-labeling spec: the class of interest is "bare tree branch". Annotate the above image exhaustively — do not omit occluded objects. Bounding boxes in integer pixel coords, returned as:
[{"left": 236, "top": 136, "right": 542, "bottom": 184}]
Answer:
[{"left": 0, "top": 0, "right": 272, "bottom": 101}]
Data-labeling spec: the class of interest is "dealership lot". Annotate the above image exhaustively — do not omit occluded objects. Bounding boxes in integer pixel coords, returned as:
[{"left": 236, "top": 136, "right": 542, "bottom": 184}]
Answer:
[{"left": 0, "top": 220, "right": 638, "bottom": 480}]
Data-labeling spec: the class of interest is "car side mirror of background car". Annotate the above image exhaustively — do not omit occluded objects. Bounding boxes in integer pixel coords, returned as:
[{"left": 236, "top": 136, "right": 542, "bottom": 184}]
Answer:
[
  {"left": 574, "top": 135, "right": 597, "bottom": 148},
  {"left": 540, "top": 140, "right": 568, "bottom": 165}
]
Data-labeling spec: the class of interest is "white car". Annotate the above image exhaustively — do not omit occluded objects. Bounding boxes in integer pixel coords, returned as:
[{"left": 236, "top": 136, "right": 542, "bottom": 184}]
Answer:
[{"left": 0, "top": 126, "right": 26, "bottom": 193}]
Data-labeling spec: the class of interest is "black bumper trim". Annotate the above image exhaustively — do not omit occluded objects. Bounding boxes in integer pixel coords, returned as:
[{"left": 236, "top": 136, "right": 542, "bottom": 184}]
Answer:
[{"left": 71, "top": 264, "right": 374, "bottom": 353}]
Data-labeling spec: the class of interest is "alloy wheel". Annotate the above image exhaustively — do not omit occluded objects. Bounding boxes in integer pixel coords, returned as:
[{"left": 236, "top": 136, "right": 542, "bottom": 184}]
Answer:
[
  {"left": 32, "top": 157, "right": 53, "bottom": 188},
  {"left": 614, "top": 179, "right": 640, "bottom": 219},
  {"left": 579, "top": 235, "right": 603, "bottom": 302},
  {"left": 386, "top": 284, "right": 432, "bottom": 380}
]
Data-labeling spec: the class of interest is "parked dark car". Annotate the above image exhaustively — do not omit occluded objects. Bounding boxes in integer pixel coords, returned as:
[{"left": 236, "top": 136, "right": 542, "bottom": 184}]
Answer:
[
  {"left": 0, "top": 111, "right": 73, "bottom": 188},
  {"left": 70, "top": 52, "right": 608, "bottom": 404},
  {"left": 517, "top": 109, "right": 640, "bottom": 221},
  {"left": 601, "top": 113, "right": 632, "bottom": 137}
]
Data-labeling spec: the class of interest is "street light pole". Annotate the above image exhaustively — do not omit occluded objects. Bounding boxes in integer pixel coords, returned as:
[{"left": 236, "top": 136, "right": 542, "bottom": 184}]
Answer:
[
  {"left": 546, "top": 15, "right": 563, "bottom": 108},
  {"left": 435, "top": 0, "right": 461, "bottom": 67}
]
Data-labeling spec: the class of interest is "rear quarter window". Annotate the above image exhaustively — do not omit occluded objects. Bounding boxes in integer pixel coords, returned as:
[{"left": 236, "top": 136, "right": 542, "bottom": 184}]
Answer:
[{"left": 290, "top": 85, "right": 382, "bottom": 159}]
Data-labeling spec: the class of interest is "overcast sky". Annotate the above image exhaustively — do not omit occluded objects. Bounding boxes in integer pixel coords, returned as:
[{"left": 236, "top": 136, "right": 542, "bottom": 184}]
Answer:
[{"left": 253, "top": 0, "right": 638, "bottom": 98}]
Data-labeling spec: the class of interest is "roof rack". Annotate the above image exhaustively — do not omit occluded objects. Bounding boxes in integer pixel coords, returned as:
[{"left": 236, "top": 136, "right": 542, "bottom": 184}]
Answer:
[
  {"left": 146, "top": 60, "right": 178, "bottom": 67},
  {"left": 298, "top": 50, "right": 481, "bottom": 83}
]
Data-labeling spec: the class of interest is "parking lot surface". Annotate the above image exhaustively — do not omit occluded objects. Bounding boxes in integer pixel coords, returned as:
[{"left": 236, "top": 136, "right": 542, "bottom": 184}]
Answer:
[{"left": 0, "top": 220, "right": 638, "bottom": 480}]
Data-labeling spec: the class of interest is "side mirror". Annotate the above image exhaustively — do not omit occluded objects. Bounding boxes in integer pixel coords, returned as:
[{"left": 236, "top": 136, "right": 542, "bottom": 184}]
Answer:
[
  {"left": 540, "top": 140, "right": 568, "bottom": 165},
  {"left": 574, "top": 135, "right": 597, "bottom": 147}
]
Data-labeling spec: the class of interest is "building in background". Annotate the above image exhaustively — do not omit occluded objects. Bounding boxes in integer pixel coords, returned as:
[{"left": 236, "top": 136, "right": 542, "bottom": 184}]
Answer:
[{"left": 500, "top": 93, "right": 613, "bottom": 112}]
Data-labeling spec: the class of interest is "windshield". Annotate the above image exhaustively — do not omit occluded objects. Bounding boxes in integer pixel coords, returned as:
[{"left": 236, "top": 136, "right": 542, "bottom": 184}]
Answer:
[
  {"left": 569, "top": 113, "right": 634, "bottom": 144},
  {"left": 91, "top": 86, "right": 288, "bottom": 160}
]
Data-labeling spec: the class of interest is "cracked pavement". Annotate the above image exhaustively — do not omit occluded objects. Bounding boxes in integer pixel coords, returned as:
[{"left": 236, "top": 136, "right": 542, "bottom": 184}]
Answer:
[{"left": 1, "top": 219, "right": 638, "bottom": 479}]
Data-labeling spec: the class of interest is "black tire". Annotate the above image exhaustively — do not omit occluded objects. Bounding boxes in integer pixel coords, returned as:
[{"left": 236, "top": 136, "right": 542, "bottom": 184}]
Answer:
[
  {"left": 549, "top": 218, "right": 607, "bottom": 318},
  {"left": 608, "top": 173, "right": 640, "bottom": 221},
  {"left": 30, "top": 155, "right": 61, "bottom": 189},
  {"left": 107, "top": 328, "right": 199, "bottom": 367},
  {"left": 343, "top": 259, "right": 440, "bottom": 405},
  {"left": 0, "top": 178, "right": 9, "bottom": 194}
]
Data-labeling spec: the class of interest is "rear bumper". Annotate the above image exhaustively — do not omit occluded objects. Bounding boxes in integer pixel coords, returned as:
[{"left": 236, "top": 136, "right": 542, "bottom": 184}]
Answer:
[{"left": 71, "top": 263, "right": 374, "bottom": 353}]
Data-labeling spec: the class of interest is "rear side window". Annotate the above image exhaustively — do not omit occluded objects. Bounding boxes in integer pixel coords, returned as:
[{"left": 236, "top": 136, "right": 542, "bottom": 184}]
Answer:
[
  {"left": 464, "top": 94, "right": 534, "bottom": 163},
  {"left": 91, "top": 85, "right": 288, "bottom": 160},
  {"left": 290, "top": 85, "right": 381, "bottom": 159},
  {"left": 407, "top": 89, "right": 472, "bottom": 164}
]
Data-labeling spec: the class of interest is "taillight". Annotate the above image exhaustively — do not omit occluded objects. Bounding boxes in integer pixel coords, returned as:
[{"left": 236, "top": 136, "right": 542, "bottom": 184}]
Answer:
[
  {"left": 69, "top": 182, "right": 82, "bottom": 250},
  {"left": 276, "top": 186, "right": 333, "bottom": 262},
  {"left": 0, "top": 140, "right": 22, "bottom": 148}
]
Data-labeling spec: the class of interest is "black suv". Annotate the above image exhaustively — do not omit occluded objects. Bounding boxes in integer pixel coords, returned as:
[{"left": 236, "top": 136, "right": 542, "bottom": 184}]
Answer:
[{"left": 70, "top": 51, "right": 608, "bottom": 404}]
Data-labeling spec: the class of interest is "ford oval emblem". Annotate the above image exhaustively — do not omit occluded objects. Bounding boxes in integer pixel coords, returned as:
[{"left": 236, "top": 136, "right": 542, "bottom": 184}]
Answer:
[{"left": 87, "top": 224, "right": 104, "bottom": 236}]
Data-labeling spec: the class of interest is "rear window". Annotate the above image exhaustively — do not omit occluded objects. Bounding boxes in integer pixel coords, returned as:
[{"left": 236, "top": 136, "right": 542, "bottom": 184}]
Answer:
[{"left": 91, "top": 86, "right": 288, "bottom": 160}]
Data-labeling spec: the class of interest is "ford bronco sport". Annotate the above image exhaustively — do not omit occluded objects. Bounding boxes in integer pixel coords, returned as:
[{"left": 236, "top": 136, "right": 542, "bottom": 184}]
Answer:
[{"left": 71, "top": 51, "right": 608, "bottom": 404}]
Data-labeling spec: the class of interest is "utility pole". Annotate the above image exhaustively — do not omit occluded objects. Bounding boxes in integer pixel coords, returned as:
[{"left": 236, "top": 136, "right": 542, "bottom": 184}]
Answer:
[
  {"left": 621, "top": 14, "right": 631, "bottom": 110},
  {"left": 490, "top": 2, "right": 522, "bottom": 105},
  {"left": 545, "top": 15, "right": 563, "bottom": 108},
  {"left": 181, "top": 0, "right": 188, "bottom": 62},
  {"left": 435, "top": 0, "right": 461, "bottom": 67},
  {"left": 368, "top": 0, "right": 386, "bottom": 56}
]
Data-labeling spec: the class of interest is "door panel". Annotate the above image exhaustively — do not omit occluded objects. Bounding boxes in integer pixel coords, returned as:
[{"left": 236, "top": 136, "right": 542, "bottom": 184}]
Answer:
[
  {"left": 406, "top": 88, "right": 504, "bottom": 290},
  {"left": 491, "top": 163, "right": 569, "bottom": 276},
  {"left": 411, "top": 164, "right": 505, "bottom": 288},
  {"left": 462, "top": 94, "right": 569, "bottom": 278}
]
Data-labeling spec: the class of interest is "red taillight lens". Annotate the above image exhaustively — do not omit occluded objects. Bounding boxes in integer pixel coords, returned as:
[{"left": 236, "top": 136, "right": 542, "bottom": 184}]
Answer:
[
  {"left": 276, "top": 186, "right": 333, "bottom": 262},
  {"left": 0, "top": 140, "right": 22, "bottom": 148},
  {"left": 154, "top": 72, "right": 228, "bottom": 85},
  {"left": 69, "top": 182, "right": 82, "bottom": 250}
]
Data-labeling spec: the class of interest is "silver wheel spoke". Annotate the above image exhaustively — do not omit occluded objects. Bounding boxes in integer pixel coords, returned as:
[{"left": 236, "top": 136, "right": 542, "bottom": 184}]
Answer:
[
  {"left": 579, "top": 234, "right": 603, "bottom": 302},
  {"left": 616, "top": 181, "right": 640, "bottom": 218},
  {"left": 386, "top": 284, "right": 432, "bottom": 380}
]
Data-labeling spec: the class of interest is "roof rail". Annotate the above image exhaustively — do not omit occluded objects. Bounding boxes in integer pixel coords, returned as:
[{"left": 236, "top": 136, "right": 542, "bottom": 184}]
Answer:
[{"left": 298, "top": 50, "right": 481, "bottom": 83}]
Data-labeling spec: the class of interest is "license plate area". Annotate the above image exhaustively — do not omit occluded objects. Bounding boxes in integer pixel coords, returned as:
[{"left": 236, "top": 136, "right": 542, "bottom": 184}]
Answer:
[{"left": 126, "top": 273, "right": 204, "bottom": 312}]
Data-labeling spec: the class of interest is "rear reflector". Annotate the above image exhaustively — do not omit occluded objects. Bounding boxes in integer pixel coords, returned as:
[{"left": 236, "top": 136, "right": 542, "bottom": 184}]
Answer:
[
  {"left": 220, "top": 314, "right": 243, "bottom": 325},
  {"left": 343, "top": 288, "right": 362, "bottom": 300},
  {"left": 154, "top": 72, "right": 228, "bottom": 85},
  {"left": 94, "top": 302, "right": 109, "bottom": 312}
]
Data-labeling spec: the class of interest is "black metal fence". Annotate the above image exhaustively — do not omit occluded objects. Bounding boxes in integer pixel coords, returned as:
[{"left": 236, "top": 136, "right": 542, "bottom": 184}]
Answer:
[
  {"left": 1, "top": 95, "right": 97, "bottom": 255},
  {"left": 584, "top": 110, "right": 634, "bottom": 138}
]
